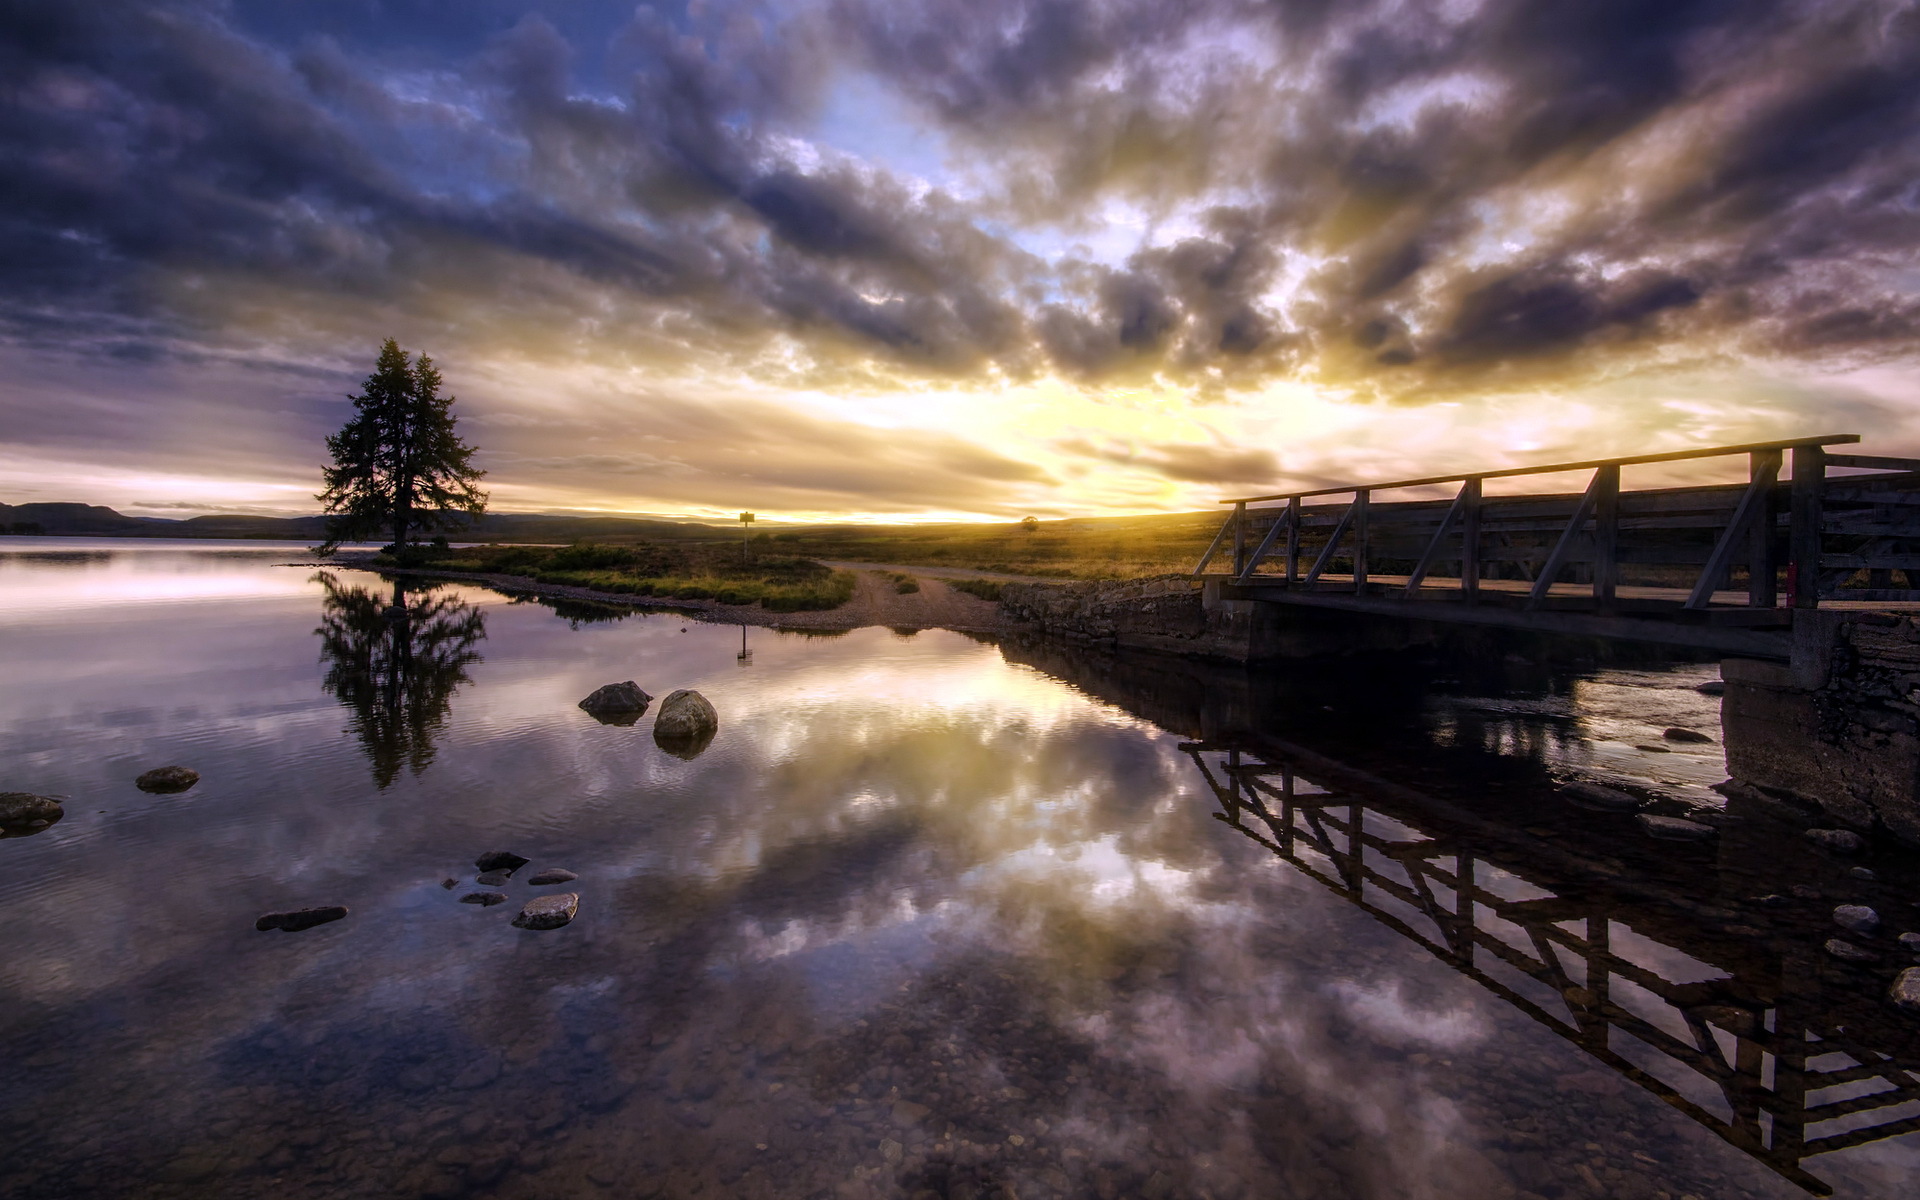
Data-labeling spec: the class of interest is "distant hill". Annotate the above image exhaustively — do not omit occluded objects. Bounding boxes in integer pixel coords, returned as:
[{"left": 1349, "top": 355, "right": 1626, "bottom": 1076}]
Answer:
[{"left": 0, "top": 502, "right": 725, "bottom": 543}]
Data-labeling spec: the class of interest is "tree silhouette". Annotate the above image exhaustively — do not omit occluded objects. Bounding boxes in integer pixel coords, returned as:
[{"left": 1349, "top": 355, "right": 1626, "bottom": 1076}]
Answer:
[
  {"left": 313, "top": 571, "right": 486, "bottom": 787},
  {"left": 318, "top": 338, "right": 487, "bottom": 553}
]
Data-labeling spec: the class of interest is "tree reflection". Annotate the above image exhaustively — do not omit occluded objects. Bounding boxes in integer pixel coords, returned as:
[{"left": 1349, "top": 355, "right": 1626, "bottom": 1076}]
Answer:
[{"left": 313, "top": 571, "right": 486, "bottom": 787}]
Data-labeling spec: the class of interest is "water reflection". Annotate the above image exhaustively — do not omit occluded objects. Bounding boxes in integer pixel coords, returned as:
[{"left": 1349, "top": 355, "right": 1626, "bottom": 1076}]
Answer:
[
  {"left": 313, "top": 571, "right": 486, "bottom": 787},
  {"left": 1004, "top": 638, "right": 1920, "bottom": 1197}
]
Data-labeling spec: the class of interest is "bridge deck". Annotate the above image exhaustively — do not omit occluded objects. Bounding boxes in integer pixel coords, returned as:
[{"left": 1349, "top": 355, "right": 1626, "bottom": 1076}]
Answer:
[{"left": 1195, "top": 434, "right": 1920, "bottom": 655}]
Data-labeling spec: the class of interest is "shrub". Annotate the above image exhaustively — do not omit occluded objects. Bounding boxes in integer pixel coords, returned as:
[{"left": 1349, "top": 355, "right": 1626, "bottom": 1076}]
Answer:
[{"left": 950, "top": 578, "right": 1004, "bottom": 602}]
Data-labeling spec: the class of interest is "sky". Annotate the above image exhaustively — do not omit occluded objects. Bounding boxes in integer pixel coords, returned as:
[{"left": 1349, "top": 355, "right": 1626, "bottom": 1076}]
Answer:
[{"left": 2, "top": 0, "right": 1918, "bottom": 521}]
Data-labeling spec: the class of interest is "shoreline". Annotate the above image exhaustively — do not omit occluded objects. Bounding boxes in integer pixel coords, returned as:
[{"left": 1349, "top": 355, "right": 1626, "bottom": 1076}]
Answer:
[{"left": 323, "top": 560, "right": 1031, "bottom": 634}]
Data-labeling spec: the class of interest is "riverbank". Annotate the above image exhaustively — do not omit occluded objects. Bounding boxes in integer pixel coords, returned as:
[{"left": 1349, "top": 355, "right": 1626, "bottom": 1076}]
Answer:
[{"left": 333, "top": 560, "right": 1023, "bottom": 633}]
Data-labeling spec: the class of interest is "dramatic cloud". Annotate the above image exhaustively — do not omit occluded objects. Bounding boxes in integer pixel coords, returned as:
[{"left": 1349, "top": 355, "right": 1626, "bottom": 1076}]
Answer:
[{"left": 2, "top": 0, "right": 1918, "bottom": 515}]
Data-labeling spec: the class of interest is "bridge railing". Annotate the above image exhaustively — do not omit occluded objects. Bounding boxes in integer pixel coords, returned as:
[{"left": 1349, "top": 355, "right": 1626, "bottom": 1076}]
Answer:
[{"left": 1193, "top": 434, "right": 1920, "bottom": 611}]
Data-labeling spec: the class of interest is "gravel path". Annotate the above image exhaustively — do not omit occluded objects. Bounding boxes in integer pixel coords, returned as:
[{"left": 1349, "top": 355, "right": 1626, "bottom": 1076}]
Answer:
[{"left": 334, "top": 562, "right": 1028, "bottom": 633}]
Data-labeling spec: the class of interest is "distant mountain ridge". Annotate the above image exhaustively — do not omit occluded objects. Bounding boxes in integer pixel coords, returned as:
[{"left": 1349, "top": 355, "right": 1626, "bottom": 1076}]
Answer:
[{"left": 0, "top": 501, "right": 724, "bottom": 542}]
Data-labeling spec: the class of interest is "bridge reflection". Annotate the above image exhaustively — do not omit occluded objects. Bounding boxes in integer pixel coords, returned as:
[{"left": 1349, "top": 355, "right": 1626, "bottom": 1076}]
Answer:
[{"left": 1001, "top": 636, "right": 1920, "bottom": 1195}]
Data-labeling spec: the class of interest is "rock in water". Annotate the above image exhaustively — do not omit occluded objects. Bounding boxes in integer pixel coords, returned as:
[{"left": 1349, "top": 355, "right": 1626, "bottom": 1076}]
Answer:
[
  {"left": 579, "top": 682, "right": 652, "bottom": 720},
  {"left": 1890, "top": 968, "right": 1920, "bottom": 1012},
  {"left": 256, "top": 906, "right": 348, "bottom": 932},
  {"left": 1898, "top": 931, "right": 1920, "bottom": 954},
  {"left": 653, "top": 690, "right": 718, "bottom": 740},
  {"left": 475, "top": 870, "right": 512, "bottom": 887},
  {"left": 135, "top": 766, "right": 199, "bottom": 793},
  {"left": 512, "top": 893, "right": 578, "bottom": 930},
  {"left": 1696, "top": 680, "right": 1726, "bottom": 696},
  {"left": 1562, "top": 782, "right": 1643, "bottom": 812},
  {"left": 1638, "top": 814, "right": 1715, "bottom": 841},
  {"left": 0, "top": 792, "right": 63, "bottom": 827},
  {"left": 528, "top": 868, "right": 578, "bottom": 885},
  {"left": 1806, "top": 828, "right": 1866, "bottom": 855},
  {"left": 1834, "top": 905, "right": 1881, "bottom": 935},
  {"left": 1826, "top": 938, "right": 1880, "bottom": 964},
  {"left": 1661, "top": 727, "right": 1714, "bottom": 744},
  {"left": 460, "top": 891, "right": 508, "bottom": 907},
  {"left": 475, "top": 851, "right": 529, "bottom": 874}
]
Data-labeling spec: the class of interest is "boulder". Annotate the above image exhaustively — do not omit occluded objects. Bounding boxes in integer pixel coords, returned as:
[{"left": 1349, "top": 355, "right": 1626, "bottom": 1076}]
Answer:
[
  {"left": 579, "top": 682, "right": 652, "bottom": 720},
  {"left": 528, "top": 868, "right": 578, "bottom": 885},
  {"left": 0, "top": 792, "right": 63, "bottom": 827},
  {"left": 1562, "top": 782, "right": 1643, "bottom": 812},
  {"left": 1638, "top": 814, "right": 1715, "bottom": 841},
  {"left": 512, "top": 893, "right": 578, "bottom": 931},
  {"left": 1834, "top": 905, "right": 1881, "bottom": 935},
  {"left": 1662, "top": 727, "right": 1715, "bottom": 744},
  {"left": 654, "top": 689, "right": 718, "bottom": 738},
  {"left": 460, "top": 891, "right": 508, "bottom": 907},
  {"left": 1806, "top": 828, "right": 1866, "bottom": 855},
  {"left": 255, "top": 906, "right": 348, "bottom": 932},
  {"left": 135, "top": 766, "right": 199, "bottom": 793},
  {"left": 1890, "top": 968, "right": 1920, "bottom": 1012},
  {"left": 475, "top": 851, "right": 529, "bottom": 874}
]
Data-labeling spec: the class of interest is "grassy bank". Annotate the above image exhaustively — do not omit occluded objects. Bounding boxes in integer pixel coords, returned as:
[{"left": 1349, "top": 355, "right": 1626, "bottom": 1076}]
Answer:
[
  {"left": 760, "top": 512, "right": 1222, "bottom": 580},
  {"left": 390, "top": 542, "right": 857, "bottom": 612}
]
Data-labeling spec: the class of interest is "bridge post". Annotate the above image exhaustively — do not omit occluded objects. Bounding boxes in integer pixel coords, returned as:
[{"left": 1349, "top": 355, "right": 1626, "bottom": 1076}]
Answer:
[
  {"left": 1284, "top": 495, "right": 1300, "bottom": 582},
  {"left": 1462, "top": 477, "right": 1481, "bottom": 602},
  {"left": 1750, "top": 449, "right": 1783, "bottom": 607},
  {"left": 1593, "top": 464, "right": 1619, "bottom": 610},
  {"left": 1353, "top": 489, "right": 1370, "bottom": 592},
  {"left": 1231, "top": 501, "right": 1246, "bottom": 577},
  {"left": 1790, "top": 446, "right": 1824, "bottom": 609}
]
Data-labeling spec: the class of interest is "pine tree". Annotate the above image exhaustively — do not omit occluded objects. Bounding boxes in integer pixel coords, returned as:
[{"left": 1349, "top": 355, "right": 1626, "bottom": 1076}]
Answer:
[{"left": 318, "top": 338, "right": 487, "bottom": 553}]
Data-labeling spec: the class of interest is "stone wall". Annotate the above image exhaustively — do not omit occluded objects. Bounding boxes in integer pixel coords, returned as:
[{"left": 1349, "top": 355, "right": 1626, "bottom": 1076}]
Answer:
[
  {"left": 1000, "top": 576, "right": 1436, "bottom": 662},
  {"left": 1723, "top": 611, "right": 1920, "bottom": 844}
]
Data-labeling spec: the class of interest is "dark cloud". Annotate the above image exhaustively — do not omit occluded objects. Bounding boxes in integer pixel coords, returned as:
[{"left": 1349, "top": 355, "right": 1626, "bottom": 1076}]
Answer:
[{"left": 2, "top": 0, "right": 1918, "bottom": 507}]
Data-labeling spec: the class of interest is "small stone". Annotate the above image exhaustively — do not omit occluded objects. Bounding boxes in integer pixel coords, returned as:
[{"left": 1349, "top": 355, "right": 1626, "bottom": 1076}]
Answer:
[
  {"left": 1754, "top": 894, "right": 1791, "bottom": 908},
  {"left": 474, "top": 851, "right": 529, "bottom": 874},
  {"left": 1834, "top": 905, "right": 1881, "bottom": 935},
  {"left": 461, "top": 891, "right": 508, "bottom": 907},
  {"left": 255, "top": 905, "right": 348, "bottom": 932},
  {"left": 1849, "top": 866, "right": 1877, "bottom": 881},
  {"left": 1662, "top": 727, "right": 1714, "bottom": 744},
  {"left": 1900, "top": 932, "right": 1920, "bottom": 951},
  {"left": 528, "top": 868, "right": 578, "bottom": 885},
  {"left": 511, "top": 892, "right": 578, "bottom": 930},
  {"left": 475, "top": 870, "right": 512, "bottom": 887},
  {"left": 1638, "top": 814, "right": 1715, "bottom": 841},
  {"left": 1890, "top": 968, "right": 1920, "bottom": 1012},
  {"left": 1563, "top": 782, "right": 1643, "bottom": 812},
  {"left": 1806, "top": 828, "right": 1866, "bottom": 855},
  {"left": 891, "top": 1100, "right": 930, "bottom": 1125},
  {"left": 1696, "top": 681, "right": 1726, "bottom": 696},
  {"left": 1791, "top": 883, "right": 1823, "bottom": 899},
  {"left": 1635, "top": 744, "right": 1672, "bottom": 753},
  {"left": 135, "top": 766, "right": 199, "bottom": 793},
  {"left": 441, "top": 878, "right": 458, "bottom": 889},
  {"left": 1825, "top": 938, "right": 1880, "bottom": 963},
  {"left": 0, "top": 792, "right": 63, "bottom": 827},
  {"left": 880, "top": 1139, "right": 903, "bottom": 1165}
]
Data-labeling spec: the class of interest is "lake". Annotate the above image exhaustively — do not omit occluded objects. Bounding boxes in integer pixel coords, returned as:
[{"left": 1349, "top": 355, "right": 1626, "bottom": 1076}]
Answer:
[{"left": 1, "top": 539, "right": 1915, "bottom": 1200}]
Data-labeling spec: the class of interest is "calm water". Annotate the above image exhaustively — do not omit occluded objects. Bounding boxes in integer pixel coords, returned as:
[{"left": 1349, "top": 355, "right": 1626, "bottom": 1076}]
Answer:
[{"left": 2, "top": 539, "right": 1916, "bottom": 1200}]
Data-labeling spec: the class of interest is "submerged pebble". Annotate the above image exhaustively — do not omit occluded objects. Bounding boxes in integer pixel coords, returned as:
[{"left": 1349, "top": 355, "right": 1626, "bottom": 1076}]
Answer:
[
  {"left": 1562, "top": 782, "right": 1643, "bottom": 811},
  {"left": 1637, "top": 814, "right": 1714, "bottom": 841},
  {"left": 475, "top": 870, "right": 512, "bottom": 887},
  {"left": 255, "top": 906, "right": 348, "bottom": 932},
  {"left": 512, "top": 893, "right": 578, "bottom": 930},
  {"left": 1834, "top": 905, "right": 1881, "bottom": 935},
  {"left": 135, "top": 766, "right": 198, "bottom": 793},
  {"left": 460, "top": 892, "right": 508, "bottom": 907},
  {"left": 1825, "top": 938, "right": 1880, "bottom": 964},
  {"left": 528, "top": 868, "right": 578, "bottom": 885},
  {"left": 1890, "top": 968, "right": 1920, "bottom": 1012},
  {"left": 1806, "top": 828, "right": 1866, "bottom": 855},
  {"left": 1661, "top": 727, "right": 1714, "bottom": 744}
]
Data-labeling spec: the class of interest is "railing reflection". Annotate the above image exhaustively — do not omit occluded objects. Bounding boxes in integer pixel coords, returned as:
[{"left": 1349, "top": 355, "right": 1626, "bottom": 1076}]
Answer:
[
  {"left": 1184, "top": 741, "right": 1920, "bottom": 1195},
  {"left": 313, "top": 572, "right": 486, "bottom": 787}
]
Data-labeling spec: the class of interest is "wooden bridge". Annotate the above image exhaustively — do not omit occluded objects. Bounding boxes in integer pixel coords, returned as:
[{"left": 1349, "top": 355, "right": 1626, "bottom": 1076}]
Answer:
[
  {"left": 1192, "top": 435, "right": 1920, "bottom": 657},
  {"left": 1183, "top": 738, "right": 1920, "bottom": 1195}
]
